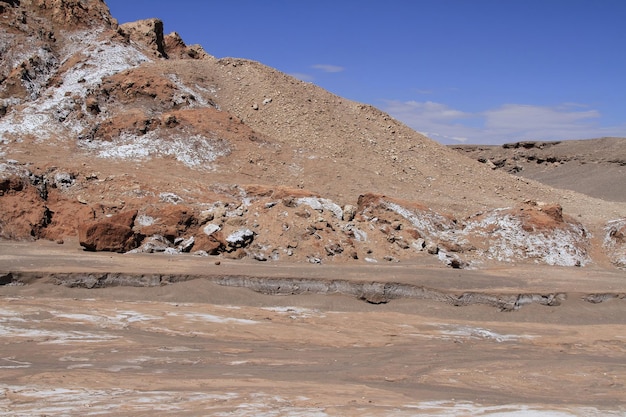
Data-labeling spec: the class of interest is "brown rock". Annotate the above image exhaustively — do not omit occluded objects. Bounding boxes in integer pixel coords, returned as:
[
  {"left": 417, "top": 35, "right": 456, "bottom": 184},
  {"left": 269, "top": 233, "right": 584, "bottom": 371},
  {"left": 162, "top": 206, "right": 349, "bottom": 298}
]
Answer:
[
  {"left": 78, "top": 210, "right": 139, "bottom": 253},
  {"left": 194, "top": 231, "right": 227, "bottom": 255},
  {"left": 139, "top": 205, "right": 197, "bottom": 241},
  {"left": 0, "top": 177, "right": 51, "bottom": 240},
  {"left": 120, "top": 18, "right": 167, "bottom": 58}
]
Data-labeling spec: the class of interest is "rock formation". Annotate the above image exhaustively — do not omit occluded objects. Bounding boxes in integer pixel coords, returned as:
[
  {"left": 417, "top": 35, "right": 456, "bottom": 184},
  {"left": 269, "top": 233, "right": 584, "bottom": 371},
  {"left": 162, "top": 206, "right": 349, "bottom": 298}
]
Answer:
[{"left": 0, "top": 0, "right": 624, "bottom": 269}]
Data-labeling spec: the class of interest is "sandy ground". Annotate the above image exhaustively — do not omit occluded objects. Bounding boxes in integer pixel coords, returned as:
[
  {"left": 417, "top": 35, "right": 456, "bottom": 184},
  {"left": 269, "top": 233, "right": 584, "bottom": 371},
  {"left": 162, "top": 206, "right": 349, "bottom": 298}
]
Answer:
[{"left": 1, "top": 240, "right": 625, "bottom": 416}]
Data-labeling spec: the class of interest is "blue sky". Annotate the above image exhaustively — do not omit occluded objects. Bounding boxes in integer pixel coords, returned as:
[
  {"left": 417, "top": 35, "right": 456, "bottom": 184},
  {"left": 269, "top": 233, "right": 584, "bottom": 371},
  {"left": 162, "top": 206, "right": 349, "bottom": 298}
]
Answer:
[{"left": 106, "top": 0, "right": 626, "bottom": 144}]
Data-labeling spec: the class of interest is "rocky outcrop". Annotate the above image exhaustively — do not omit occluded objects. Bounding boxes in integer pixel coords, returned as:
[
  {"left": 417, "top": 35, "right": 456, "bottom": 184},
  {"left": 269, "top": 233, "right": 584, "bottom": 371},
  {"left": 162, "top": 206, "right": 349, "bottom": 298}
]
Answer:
[
  {"left": 120, "top": 18, "right": 167, "bottom": 58},
  {"left": 163, "top": 32, "right": 208, "bottom": 60},
  {"left": 119, "top": 18, "right": 209, "bottom": 60},
  {"left": 78, "top": 210, "right": 140, "bottom": 252},
  {"left": 0, "top": 163, "right": 50, "bottom": 240}
]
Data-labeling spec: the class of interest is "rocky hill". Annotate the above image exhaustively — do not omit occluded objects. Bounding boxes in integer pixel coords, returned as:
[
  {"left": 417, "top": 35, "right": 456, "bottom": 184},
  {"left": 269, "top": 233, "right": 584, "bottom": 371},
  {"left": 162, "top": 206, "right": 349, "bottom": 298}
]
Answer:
[{"left": 1, "top": 0, "right": 625, "bottom": 269}]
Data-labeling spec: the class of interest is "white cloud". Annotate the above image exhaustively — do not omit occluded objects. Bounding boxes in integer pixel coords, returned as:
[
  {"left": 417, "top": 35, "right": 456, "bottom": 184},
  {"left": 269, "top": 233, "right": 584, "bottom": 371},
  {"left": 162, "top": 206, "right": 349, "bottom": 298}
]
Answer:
[
  {"left": 381, "top": 100, "right": 626, "bottom": 145},
  {"left": 312, "top": 64, "right": 345, "bottom": 73},
  {"left": 382, "top": 100, "right": 477, "bottom": 143},
  {"left": 483, "top": 104, "right": 600, "bottom": 131}
]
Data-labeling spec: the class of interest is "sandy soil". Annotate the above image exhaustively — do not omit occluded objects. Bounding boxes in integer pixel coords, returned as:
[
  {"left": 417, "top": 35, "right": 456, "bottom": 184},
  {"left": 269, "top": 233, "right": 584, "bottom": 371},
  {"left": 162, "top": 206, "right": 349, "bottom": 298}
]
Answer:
[{"left": 1, "top": 240, "right": 625, "bottom": 416}]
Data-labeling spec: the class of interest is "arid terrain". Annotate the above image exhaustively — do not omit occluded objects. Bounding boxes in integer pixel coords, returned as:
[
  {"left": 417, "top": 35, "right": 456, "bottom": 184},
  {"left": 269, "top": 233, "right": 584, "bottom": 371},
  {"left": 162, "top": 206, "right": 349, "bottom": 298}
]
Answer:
[
  {"left": 451, "top": 138, "right": 626, "bottom": 203},
  {"left": 1, "top": 0, "right": 625, "bottom": 415},
  {"left": 2, "top": 240, "right": 626, "bottom": 416}
]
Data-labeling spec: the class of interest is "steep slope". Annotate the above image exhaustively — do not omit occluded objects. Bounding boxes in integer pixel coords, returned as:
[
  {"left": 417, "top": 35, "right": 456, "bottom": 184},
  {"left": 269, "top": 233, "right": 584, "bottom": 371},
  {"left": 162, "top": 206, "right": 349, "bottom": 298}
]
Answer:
[{"left": 1, "top": 0, "right": 624, "bottom": 269}]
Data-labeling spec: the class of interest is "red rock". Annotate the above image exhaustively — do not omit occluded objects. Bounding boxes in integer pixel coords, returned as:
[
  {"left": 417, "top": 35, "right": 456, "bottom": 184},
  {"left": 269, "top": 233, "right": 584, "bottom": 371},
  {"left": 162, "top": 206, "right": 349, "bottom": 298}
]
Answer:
[
  {"left": 78, "top": 210, "right": 139, "bottom": 253},
  {"left": 194, "top": 231, "right": 227, "bottom": 255}
]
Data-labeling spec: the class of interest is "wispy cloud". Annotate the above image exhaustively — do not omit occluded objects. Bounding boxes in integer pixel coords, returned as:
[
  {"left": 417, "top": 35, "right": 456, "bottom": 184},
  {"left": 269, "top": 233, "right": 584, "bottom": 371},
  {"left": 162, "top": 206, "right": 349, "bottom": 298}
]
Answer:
[
  {"left": 382, "top": 100, "right": 476, "bottom": 143},
  {"left": 312, "top": 64, "right": 345, "bottom": 73},
  {"left": 382, "top": 100, "right": 626, "bottom": 144}
]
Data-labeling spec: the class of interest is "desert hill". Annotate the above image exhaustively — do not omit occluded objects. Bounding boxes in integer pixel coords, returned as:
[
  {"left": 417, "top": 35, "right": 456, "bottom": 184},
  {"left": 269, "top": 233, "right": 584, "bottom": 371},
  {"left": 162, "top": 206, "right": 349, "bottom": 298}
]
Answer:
[
  {"left": 1, "top": 0, "right": 625, "bottom": 269},
  {"left": 451, "top": 137, "right": 626, "bottom": 203}
]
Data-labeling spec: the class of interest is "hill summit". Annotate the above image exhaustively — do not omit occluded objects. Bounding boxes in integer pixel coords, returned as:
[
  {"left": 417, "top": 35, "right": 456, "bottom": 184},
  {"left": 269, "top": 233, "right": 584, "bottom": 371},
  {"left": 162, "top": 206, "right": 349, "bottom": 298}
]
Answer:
[{"left": 1, "top": 0, "right": 624, "bottom": 269}]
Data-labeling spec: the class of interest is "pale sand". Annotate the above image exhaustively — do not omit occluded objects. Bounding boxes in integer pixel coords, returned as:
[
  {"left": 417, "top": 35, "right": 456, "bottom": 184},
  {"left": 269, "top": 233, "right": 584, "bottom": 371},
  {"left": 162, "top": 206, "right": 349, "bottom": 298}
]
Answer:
[{"left": 1, "top": 240, "right": 625, "bottom": 416}]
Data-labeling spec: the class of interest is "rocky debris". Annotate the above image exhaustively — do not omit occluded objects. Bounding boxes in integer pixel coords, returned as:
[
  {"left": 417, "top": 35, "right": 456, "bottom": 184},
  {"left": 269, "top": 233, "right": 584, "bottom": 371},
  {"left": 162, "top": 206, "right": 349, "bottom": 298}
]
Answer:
[
  {"left": 78, "top": 210, "right": 141, "bottom": 253},
  {"left": 174, "top": 235, "right": 195, "bottom": 252},
  {"left": 52, "top": 172, "right": 75, "bottom": 189},
  {"left": 296, "top": 197, "right": 344, "bottom": 220},
  {"left": 0, "top": 161, "right": 601, "bottom": 267},
  {"left": 604, "top": 219, "right": 626, "bottom": 269},
  {"left": 352, "top": 194, "right": 590, "bottom": 267},
  {"left": 127, "top": 234, "right": 171, "bottom": 254},
  {"left": 460, "top": 203, "right": 590, "bottom": 267},
  {"left": 226, "top": 229, "right": 255, "bottom": 249}
]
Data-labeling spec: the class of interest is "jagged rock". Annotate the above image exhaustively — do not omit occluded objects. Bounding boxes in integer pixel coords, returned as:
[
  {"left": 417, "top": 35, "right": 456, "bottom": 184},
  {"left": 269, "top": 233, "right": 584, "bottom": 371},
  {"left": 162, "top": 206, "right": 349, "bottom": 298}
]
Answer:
[
  {"left": 127, "top": 234, "right": 171, "bottom": 254},
  {"left": 194, "top": 231, "right": 227, "bottom": 255},
  {"left": 163, "top": 32, "right": 209, "bottom": 60},
  {"left": 392, "top": 236, "right": 410, "bottom": 249},
  {"left": 120, "top": 18, "right": 167, "bottom": 58},
  {"left": 78, "top": 210, "right": 140, "bottom": 253},
  {"left": 176, "top": 236, "right": 195, "bottom": 252},
  {"left": 226, "top": 229, "right": 255, "bottom": 249}
]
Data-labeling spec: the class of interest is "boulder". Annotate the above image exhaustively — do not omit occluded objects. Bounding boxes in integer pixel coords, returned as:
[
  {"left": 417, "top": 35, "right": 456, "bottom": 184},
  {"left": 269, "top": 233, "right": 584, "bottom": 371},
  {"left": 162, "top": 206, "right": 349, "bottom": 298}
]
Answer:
[
  {"left": 194, "top": 231, "right": 227, "bottom": 255},
  {"left": 138, "top": 205, "right": 197, "bottom": 241},
  {"left": 78, "top": 210, "right": 140, "bottom": 252}
]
